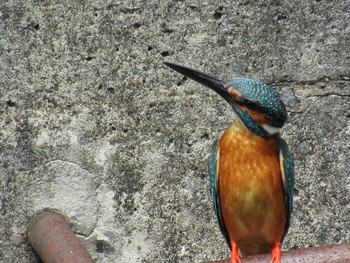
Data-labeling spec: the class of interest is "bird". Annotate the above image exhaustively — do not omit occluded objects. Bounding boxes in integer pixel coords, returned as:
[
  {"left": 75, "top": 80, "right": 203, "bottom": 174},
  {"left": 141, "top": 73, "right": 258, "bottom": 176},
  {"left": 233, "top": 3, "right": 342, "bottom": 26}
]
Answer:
[{"left": 164, "top": 62, "right": 294, "bottom": 263}]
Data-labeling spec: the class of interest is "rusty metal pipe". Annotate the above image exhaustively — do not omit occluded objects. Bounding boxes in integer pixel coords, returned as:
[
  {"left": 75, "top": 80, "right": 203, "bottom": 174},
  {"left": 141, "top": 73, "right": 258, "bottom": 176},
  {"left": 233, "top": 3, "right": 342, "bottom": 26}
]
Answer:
[
  {"left": 28, "top": 211, "right": 94, "bottom": 263},
  {"left": 205, "top": 243, "right": 350, "bottom": 263}
]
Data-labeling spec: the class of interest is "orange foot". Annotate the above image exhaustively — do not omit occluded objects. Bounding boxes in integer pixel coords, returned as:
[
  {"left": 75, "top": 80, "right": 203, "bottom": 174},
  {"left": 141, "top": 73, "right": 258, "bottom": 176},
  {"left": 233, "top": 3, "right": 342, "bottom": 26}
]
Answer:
[
  {"left": 230, "top": 241, "right": 241, "bottom": 263},
  {"left": 271, "top": 243, "right": 281, "bottom": 263}
]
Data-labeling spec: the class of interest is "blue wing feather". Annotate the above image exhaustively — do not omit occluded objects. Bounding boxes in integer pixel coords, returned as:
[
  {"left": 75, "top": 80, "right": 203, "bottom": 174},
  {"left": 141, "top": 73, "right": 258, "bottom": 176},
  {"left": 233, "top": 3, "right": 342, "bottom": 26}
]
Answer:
[
  {"left": 209, "top": 139, "right": 231, "bottom": 249},
  {"left": 277, "top": 138, "right": 295, "bottom": 240}
]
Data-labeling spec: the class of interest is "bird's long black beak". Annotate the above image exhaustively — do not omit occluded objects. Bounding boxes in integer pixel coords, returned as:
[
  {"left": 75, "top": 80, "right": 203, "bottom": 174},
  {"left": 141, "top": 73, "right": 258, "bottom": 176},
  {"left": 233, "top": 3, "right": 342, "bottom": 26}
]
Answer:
[{"left": 164, "top": 62, "right": 232, "bottom": 103}]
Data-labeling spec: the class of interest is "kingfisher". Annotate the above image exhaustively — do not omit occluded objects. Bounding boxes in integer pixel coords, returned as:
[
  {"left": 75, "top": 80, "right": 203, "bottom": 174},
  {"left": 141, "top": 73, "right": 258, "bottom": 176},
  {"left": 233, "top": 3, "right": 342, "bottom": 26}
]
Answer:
[{"left": 164, "top": 62, "right": 294, "bottom": 263}]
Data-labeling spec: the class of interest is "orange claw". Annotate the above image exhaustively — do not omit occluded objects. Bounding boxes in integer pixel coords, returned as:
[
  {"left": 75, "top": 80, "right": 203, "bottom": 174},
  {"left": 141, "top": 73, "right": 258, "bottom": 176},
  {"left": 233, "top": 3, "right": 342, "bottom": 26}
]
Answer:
[
  {"left": 271, "top": 243, "right": 281, "bottom": 263},
  {"left": 230, "top": 241, "right": 241, "bottom": 263}
]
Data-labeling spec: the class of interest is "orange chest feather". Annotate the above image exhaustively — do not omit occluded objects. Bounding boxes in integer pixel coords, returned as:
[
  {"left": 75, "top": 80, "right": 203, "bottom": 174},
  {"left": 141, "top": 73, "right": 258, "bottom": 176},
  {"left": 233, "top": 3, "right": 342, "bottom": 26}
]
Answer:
[
  {"left": 219, "top": 122, "right": 281, "bottom": 185},
  {"left": 218, "top": 122, "right": 285, "bottom": 246}
]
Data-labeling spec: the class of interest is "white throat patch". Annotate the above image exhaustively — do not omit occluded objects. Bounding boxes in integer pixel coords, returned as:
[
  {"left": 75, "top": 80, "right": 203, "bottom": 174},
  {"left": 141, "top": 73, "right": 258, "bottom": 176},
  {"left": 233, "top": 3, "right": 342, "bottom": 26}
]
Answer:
[{"left": 262, "top": 124, "right": 281, "bottom": 135}]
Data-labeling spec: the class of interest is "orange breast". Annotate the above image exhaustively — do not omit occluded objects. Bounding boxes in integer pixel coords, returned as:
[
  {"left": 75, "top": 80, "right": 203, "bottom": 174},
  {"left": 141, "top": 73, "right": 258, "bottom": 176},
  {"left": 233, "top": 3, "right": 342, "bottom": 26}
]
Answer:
[{"left": 219, "top": 121, "right": 286, "bottom": 255}]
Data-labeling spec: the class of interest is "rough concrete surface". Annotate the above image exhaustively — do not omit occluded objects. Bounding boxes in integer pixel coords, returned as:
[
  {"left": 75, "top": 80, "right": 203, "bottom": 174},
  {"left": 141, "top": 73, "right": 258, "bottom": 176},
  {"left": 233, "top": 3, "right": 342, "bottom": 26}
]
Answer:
[{"left": 0, "top": 1, "right": 349, "bottom": 262}]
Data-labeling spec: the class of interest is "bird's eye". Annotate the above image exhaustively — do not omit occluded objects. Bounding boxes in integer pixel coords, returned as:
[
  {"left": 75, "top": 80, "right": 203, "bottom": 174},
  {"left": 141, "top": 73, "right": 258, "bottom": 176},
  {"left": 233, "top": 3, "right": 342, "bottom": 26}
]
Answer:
[{"left": 244, "top": 100, "right": 260, "bottom": 111}]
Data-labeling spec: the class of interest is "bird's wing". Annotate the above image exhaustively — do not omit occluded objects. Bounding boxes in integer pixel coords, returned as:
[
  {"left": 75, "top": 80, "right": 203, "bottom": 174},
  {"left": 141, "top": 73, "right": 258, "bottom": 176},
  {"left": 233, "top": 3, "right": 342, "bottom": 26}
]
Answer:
[
  {"left": 209, "top": 139, "right": 231, "bottom": 249},
  {"left": 277, "top": 138, "right": 295, "bottom": 240}
]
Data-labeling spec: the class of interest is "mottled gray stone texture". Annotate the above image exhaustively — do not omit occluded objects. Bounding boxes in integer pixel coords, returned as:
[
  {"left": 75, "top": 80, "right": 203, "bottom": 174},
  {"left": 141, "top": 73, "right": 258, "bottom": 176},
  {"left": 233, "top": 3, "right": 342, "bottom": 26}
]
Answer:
[{"left": 1, "top": 1, "right": 349, "bottom": 262}]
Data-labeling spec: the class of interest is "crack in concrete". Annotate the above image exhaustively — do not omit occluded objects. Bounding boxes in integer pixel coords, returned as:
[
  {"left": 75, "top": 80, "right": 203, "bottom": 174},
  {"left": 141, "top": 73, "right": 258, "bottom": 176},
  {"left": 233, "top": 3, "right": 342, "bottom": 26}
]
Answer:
[
  {"left": 270, "top": 75, "right": 350, "bottom": 86},
  {"left": 306, "top": 93, "right": 350, "bottom": 98},
  {"left": 41, "top": 159, "right": 93, "bottom": 175}
]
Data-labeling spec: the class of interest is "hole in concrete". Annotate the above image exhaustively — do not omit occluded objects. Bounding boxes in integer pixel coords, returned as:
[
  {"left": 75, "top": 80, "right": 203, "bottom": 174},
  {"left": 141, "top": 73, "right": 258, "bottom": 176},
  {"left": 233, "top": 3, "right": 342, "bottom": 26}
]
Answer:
[
  {"left": 6, "top": 100, "right": 16, "bottom": 107},
  {"left": 133, "top": 22, "right": 141, "bottom": 28},
  {"left": 160, "top": 51, "right": 170, "bottom": 57},
  {"left": 95, "top": 240, "right": 115, "bottom": 254},
  {"left": 214, "top": 11, "right": 222, "bottom": 20},
  {"left": 106, "top": 87, "right": 115, "bottom": 93},
  {"left": 201, "top": 133, "right": 209, "bottom": 140}
]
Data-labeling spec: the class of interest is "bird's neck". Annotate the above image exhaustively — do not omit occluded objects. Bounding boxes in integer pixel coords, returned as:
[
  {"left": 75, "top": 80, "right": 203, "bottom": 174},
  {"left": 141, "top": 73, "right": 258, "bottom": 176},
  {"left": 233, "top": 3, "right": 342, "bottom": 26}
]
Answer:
[
  {"left": 232, "top": 106, "right": 276, "bottom": 138},
  {"left": 221, "top": 120, "right": 279, "bottom": 158},
  {"left": 235, "top": 119, "right": 250, "bottom": 133},
  {"left": 232, "top": 119, "right": 278, "bottom": 141}
]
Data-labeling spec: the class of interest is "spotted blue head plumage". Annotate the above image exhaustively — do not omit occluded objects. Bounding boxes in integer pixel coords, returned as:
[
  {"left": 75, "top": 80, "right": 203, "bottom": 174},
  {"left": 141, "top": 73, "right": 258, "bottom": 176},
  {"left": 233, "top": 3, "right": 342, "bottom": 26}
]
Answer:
[{"left": 227, "top": 78, "right": 287, "bottom": 138}]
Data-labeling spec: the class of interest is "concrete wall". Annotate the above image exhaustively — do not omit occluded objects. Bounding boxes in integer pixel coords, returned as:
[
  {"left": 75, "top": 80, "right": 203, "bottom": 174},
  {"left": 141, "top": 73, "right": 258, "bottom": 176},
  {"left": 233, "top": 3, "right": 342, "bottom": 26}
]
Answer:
[{"left": 1, "top": 1, "right": 349, "bottom": 262}]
